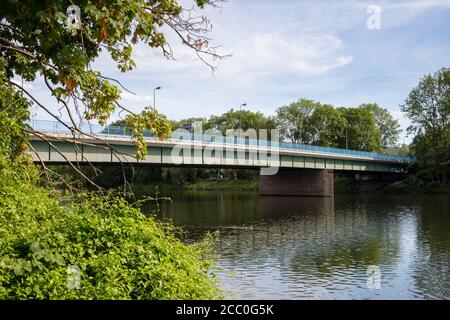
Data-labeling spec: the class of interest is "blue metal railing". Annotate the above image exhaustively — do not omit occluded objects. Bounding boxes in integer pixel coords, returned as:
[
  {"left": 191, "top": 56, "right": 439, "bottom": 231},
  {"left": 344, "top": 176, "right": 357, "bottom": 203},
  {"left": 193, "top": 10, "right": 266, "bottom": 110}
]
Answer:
[{"left": 26, "top": 119, "right": 415, "bottom": 163}]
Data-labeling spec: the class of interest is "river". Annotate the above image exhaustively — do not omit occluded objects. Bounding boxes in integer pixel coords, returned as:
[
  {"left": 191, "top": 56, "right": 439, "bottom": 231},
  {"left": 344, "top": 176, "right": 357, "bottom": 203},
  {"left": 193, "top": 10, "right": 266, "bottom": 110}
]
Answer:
[{"left": 143, "top": 191, "right": 449, "bottom": 299}]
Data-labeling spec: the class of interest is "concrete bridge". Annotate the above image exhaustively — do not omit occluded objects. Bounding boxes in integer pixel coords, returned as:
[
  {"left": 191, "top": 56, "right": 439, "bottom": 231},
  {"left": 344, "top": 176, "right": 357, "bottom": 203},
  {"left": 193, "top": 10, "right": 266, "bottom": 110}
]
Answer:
[{"left": 28, "top": 119, "right": 413, "bottom": 197}]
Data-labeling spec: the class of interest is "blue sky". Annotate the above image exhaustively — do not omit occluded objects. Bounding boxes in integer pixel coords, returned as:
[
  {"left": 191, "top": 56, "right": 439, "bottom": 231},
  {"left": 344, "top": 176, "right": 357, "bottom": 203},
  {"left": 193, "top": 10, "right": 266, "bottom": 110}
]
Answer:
[{"left": 27, "top": 0, "right": 450, "bottom": 143}]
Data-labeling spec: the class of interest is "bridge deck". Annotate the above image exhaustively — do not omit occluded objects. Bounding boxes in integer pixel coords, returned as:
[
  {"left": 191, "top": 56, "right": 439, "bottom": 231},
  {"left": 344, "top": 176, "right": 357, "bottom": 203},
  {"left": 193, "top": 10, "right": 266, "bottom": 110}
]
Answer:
[{"left": 28, "top": 119, "right": 413, "bottom": 173}]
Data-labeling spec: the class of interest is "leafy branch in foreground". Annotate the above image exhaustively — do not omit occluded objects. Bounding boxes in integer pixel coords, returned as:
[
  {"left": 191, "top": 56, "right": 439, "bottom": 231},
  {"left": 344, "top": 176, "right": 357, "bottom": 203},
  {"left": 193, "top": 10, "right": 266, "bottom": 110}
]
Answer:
[
  {"left": 125, "top": 107, "right": 172, "bottom": 160},
  {"left": 0, "top": 0, "right": 227, "bottom": 171}
]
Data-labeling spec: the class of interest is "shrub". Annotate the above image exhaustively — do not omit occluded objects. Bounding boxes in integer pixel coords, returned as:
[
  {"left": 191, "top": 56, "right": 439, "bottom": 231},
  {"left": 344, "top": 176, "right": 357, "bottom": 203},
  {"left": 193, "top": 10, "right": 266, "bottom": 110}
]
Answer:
[{"left": 0, "top": 165, "right": 220, "bottom": 299}]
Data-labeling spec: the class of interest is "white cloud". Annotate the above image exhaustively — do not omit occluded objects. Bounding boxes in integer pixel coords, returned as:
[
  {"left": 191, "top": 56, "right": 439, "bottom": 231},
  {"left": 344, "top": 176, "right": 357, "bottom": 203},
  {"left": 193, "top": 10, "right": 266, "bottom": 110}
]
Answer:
[
  {"left": 217, "top": 32, "right": 353, "bottom": 77},
  {"left": 120, "top": 92, "right": 152, "bottom": 103}
]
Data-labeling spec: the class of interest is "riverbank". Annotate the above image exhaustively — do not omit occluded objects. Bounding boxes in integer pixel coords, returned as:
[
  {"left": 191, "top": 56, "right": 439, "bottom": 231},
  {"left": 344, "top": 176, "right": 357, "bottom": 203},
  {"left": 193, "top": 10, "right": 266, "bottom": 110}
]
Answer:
[
  {"left": 132, "top": 179, "right": 259, "bottom": 195},
  {"left": 131, "top": 176, "right": 450, "bottom": 195},
  {"left": 381, "top": 179, "right": 450, "bottom": 194}
]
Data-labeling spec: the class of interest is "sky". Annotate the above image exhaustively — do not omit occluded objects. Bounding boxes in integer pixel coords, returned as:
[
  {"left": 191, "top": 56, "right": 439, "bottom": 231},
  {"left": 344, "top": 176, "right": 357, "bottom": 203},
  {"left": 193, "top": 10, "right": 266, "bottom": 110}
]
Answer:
[{"left": 26, "top": 0, "right": 450, "bottom": 143}]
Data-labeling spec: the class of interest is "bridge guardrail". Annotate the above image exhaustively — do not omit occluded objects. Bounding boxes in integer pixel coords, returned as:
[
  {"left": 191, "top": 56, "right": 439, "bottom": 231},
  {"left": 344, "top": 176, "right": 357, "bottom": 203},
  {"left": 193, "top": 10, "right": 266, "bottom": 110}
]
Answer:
[{"left": 26, "top": 119, "right": 415, "bottom": 163}]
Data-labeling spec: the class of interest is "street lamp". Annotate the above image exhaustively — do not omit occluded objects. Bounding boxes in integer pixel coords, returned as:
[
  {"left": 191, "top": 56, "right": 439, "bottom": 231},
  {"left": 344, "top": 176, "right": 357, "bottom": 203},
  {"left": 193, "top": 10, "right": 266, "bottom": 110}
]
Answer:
[
  {"left": 239, "top": 103, "right": 247, "bottom": 135},
  {"left": 345, "top": 127, "right": 348, "bottom": 150},
  {"left": 153, "top": 86, "right": 161, "bottom": 108}
]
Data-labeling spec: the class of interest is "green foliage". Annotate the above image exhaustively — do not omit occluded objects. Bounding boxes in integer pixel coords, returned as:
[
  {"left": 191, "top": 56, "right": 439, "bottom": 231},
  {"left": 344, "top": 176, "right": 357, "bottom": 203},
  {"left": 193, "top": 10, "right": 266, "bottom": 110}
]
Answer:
[
  {"left": 167, "top": 110, "right": 275, "bottom": 137},
  {"left": 1, "top": 0, "right": 218, "bottom": 159},
  {"left": 125, "top": 107, "right": 172, "bottom": 160},
  {"left": 411, "top": 131, "right": 449, "bottom": 184},
  {"left": 171, "top": 117, "right": 208, "bottom": 131},
  {"left": 0, "top": 166, "right": 220, "bottom": 299},
  {"left": 402, "top": 67, "right": 449, "bottom": 185},
  {"left": 359, "top": 103, "right": 401, "bottom": 149},
  {"left": 275, "top": 98, "right": 317, "bottom": 143},
  {"left": 303, "top": 104, "right": 346, "bottom": 148},
  {"left": 385, "top": 143, "right": 410, "bottom": 157},
  {"left": 338, "top": 107, "right": 382, "bottom": 152},
  {"left": 274, "top": 98, "right": 384, "bottom": 152},
  {"left": 0, "top": 71, "right": 217, "bottom": 298},
  {"left": 206, "top": 109, "right": 275, "bottom": 135},
  {"left": 0, "top": 59, "right": 32, "bottom": 168},
  {"left": 402, "top": 68, "right": 449, "bottom": 136}
]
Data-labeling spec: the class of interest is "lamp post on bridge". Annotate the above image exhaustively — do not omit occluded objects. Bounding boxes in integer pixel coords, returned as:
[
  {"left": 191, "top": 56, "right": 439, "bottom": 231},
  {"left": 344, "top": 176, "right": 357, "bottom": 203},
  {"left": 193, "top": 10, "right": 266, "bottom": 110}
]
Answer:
[
  {"left": 153, "top": 86, "right": 161, "bottom": 108},
  {"left": 346, "top": 127, "right": 348, "bottom": 150},
  {"left": 238, "top": 103, "right": 247, "bottom": 138}
]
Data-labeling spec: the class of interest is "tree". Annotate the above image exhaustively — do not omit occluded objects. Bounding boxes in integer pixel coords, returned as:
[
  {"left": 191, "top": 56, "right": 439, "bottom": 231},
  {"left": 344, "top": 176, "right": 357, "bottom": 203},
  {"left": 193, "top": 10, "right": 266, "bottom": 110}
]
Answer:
[
  {"left": 206, "top": 109, "right": 275, "bottom": 135},
  {"left": 0, "top": 0, "right": 226, "bottom": 163},
  {"left": 0, "top": 63, "right": 31, "bottom": 166},
  {"left": 402, "top": 68, "right": 449, "bottom": 136},
  {"left": 275, "top": 98, "right": 318, "bottom": 143},
  {"left": 359, "top": 103, "right": 401, "bottom": 149},
  {"left": 171, "top": 117, "right": 208, "bottom": 132},
  {"left": 338, "top": 107, "right": 382, "bottom": 152},
  {"left": 303, "top": 104, "right": 346, "bottom": 147},
  {"left": 384, "top": 143, "right": 410, "bottom": 157},
  {"left": 205, "top": 108, "right": 274, "bottom": 180},
  {"left": 274, "top": 98, "right": 393, "bottom": 151},
  {"left": 401, "top": 67, "right": 450, "bottom": 185}
]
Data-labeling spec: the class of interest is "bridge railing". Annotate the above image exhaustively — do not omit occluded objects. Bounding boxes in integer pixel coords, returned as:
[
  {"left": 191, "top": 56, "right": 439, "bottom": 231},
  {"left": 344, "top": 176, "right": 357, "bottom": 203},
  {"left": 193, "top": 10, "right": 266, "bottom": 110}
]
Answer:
[{"left": 27, "top": 119, "right": 414, "bottom": 163}]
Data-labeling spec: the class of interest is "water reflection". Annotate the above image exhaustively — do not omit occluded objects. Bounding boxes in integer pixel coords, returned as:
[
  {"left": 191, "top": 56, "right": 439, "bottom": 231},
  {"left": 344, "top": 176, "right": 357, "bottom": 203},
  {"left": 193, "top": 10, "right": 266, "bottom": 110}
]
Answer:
[{"left": 144, "top": 192, "right": 449, "bottom": 299}]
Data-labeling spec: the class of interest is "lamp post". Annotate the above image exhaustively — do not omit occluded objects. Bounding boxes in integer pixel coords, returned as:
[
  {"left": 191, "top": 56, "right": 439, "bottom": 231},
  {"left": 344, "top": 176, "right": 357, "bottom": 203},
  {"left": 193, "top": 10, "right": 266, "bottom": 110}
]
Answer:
[
  {"left": 239, "top": 103, "right": 247, "bottom": 137},
  {"left": 153, "top": 86, "right": 161, "bottom": 108},
  {"left": 345, "top": 127, "right": 348, "bottom": 150}
]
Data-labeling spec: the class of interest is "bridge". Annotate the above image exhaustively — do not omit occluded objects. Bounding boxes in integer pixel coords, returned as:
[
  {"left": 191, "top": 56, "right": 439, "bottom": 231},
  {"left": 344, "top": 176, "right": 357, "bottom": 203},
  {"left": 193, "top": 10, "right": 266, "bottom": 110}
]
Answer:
[{"left": 28, "top": 119, "right": 413, "bottom": 197}]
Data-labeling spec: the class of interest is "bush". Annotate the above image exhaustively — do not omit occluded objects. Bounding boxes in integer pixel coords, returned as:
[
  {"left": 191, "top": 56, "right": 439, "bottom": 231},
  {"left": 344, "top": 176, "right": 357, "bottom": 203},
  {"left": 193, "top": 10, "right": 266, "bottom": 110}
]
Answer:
[{"left": 0, "top": 166, "right": 220, "bottom": 299}]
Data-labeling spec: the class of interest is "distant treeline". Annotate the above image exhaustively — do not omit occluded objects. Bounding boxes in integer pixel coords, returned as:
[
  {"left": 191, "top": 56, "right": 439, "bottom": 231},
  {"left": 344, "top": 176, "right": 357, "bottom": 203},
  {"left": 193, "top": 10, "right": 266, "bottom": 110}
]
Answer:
[{"left": 112, "top": 100, "right": 404, "bottom": 154}]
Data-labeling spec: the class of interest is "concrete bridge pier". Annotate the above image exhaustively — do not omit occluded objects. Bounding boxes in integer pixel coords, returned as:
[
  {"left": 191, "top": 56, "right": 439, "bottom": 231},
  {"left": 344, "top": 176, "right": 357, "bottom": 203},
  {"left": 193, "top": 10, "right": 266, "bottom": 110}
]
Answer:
[{"left": 259, "top": 169, "right": 334, "bottom": 197}]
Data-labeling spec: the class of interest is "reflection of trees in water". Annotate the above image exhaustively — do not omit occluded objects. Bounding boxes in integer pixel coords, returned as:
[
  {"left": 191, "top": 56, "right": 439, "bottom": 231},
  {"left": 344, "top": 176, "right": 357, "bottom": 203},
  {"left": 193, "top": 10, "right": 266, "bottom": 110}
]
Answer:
[
  {"left": 146, "top": 191, "right": 449, "bottom": 298},
  {"left": 147, "top": 191, "right": 261, "bottom": 227},
  {"left": 412, "top": 196, "right": 450, "bottom": 299},
  {"left": 215, "top": 195, "right": 403, "bottom": 284}
]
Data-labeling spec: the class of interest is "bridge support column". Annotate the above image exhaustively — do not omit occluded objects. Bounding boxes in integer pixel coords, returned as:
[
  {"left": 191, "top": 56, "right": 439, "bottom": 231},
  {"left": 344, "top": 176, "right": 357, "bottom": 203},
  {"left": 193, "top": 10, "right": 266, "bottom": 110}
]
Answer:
[{"left": 260, "top": 169, "right": 334, "bottom": 197}]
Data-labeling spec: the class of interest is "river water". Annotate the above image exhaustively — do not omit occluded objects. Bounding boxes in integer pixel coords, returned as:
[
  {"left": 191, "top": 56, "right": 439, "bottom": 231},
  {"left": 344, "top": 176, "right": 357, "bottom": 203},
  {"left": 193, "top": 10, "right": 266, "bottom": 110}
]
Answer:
[{"left": 145, "top": 191, "right": 449, "bottom": 300}]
